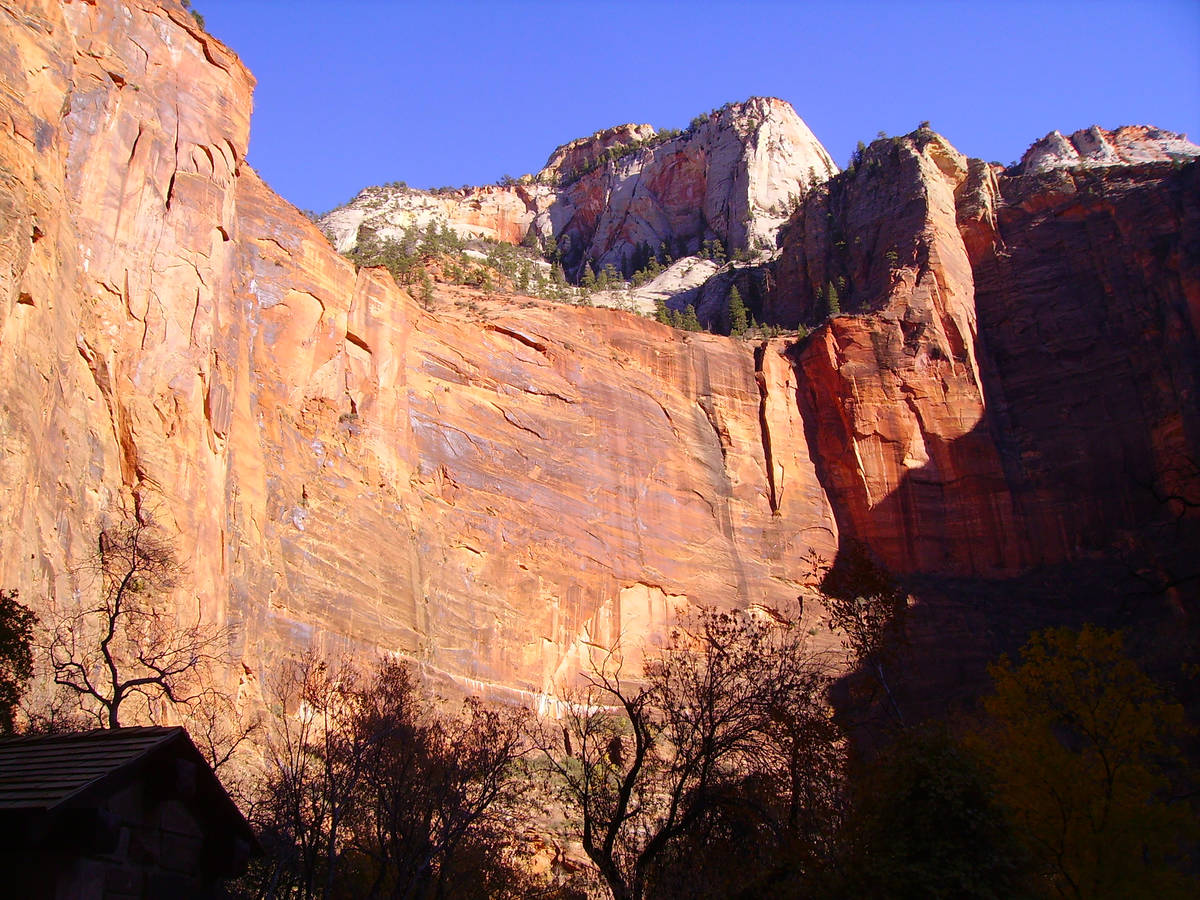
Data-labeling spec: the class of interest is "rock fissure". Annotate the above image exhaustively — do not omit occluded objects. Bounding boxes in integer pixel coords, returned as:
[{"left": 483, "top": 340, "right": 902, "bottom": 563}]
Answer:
[{"left": 753, "top": 342, "right": 780, "bottom": 515}]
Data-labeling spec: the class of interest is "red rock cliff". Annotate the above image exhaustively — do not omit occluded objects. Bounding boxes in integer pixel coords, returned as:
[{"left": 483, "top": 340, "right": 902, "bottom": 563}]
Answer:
[
  {"left": 0, "top": 0, "right": 840, "bottom": 702},
  {"left": 1, "top": 1, "right": 1195, "bottom": 709},
  {"left": 772, "top": 129, "right": 1200, "bottom": 579}
]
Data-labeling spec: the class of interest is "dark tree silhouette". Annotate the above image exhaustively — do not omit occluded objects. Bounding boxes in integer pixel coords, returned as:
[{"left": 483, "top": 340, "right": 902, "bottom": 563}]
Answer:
[
  {"left": 805, "top": 542, "right": 909, "bottom": 727},
  {"left": 542, "top": 606, "right": 842, "bottom": 900},
  {"left": 251, "top": 654, "right": 540, "bottom": 900},
  {"left": 0, "top": 589, "right": 36, "bottom": 733},
  {"left": 46, "top": 516, "right": 231, "bottom": 729}
]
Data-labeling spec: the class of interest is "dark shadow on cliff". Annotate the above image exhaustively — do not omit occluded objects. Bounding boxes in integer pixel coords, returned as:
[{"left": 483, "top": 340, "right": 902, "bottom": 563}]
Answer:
[{"left": 785, "top": 341, "right": 1200, "bottom": 739}]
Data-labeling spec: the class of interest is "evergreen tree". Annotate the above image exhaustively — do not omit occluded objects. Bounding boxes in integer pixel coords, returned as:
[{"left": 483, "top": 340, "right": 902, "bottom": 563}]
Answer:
[
  {"left": 727, "top": 285, "right": 748, "bottom": 336},
  {"left": 582, "top": 263, "right": 597, "bottom": 291},
  {"left": 654, "top": 298, "right": 670, "bottom": 325},
  {"left": 682, "top": 304, "right": 701, "bottom": 332},
  {"left": 418, "top": 269, "right": 434, "bottom": 309},
  {"left": 826, "top": 281, "right": 841, "bottom": 318}
]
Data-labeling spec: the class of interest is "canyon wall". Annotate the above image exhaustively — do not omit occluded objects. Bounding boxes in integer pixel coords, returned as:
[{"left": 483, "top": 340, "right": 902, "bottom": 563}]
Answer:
[
  {"left": 0, "top": 0, "right": 1195, "bottom": 710},
  {"left": 0, "top": 0, "right": 838, "bottom": 703},
  {"left": 771, "top": 128, "right": 1200, "bottom": 579}
]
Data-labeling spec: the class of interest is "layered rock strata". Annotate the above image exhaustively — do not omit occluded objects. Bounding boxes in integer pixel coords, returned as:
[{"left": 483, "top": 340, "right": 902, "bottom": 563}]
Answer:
[
  {"left": 1, "top": 0, "right": 1195, "bottom": 711},
  {"left": 0, "top": 0, "right": 838, "bottom": 702},
  {"left": 1016, "top": 124, "right": 1199, "bottom": 175}
]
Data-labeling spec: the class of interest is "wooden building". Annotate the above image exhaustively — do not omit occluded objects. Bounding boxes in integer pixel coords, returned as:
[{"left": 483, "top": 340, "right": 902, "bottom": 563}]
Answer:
[{"left": 0, "top": 726, "right": 257, "bottom": 899}]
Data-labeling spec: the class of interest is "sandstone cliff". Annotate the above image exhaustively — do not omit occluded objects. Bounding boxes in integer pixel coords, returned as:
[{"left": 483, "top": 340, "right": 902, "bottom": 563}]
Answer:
[
  {"left": 771, "top": 127, "right": 1200, "bottom": 581},
  {"left": 0, "top": 0, "right": 839, "bottom": 704},
  {"left": 1016, "top": 124, "right": 1199, "bottom": 175},
  {"left": 1, "top": 0, "right": 1195, "bottom": 712},
  {"left": 320, "top": 97, "right": 837, "bottom": 283}
]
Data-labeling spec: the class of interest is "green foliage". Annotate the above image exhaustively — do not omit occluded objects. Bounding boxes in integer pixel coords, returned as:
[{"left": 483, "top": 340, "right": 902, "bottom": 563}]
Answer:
[
  {"left": 699, "top": 238, "right": 726, "bottom": 262},
  {"left": 181, "top": 0, "right": 204, "bottom": 29},
  {"left": 727, "top": 285, "right": 748, "bottom": 336},
  {"left": 968, "top": 625, "right": 1198, "bottom": 899},
  {"left": 0, "top": 589, "right": 36, "bottom": 733},
  {"left": 681, "top": 304, "right": 701, "bottom": 332},
  {"left": 347, "top": 221, "right": 576, "bottom": 302},
  {"left": 826, "top": 280, "right": 841, "bottom": 318},
  {"left": 848, "top": 140, "right": 867, "bottom": 172},
  {"left": 653, "top": 298, "right": 670, "bottom": 325},
  {"left": 417, "top": 268, "right": 434, "bottom": 308}
]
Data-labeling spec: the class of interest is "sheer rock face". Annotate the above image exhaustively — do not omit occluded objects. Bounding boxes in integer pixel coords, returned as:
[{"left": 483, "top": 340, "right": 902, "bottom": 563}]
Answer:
[
  {"left": 319, "top": 97, "right": 838, "bottom": 281},
  {"left": 1, "top": 1, "right": 1195, "bottom": 705},
  {"left": 0, "top": 0, "right": 837, "bottom": 700},
  {"left": 772, "top": 130, "right": 1200, "bottom": 576}
]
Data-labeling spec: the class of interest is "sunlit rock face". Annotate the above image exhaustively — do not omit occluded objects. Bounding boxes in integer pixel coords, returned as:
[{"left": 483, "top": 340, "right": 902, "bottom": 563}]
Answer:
[
  {"left": 320, "top": 97, "right": 838, "bottom": 282},
  {"left": 539, "top": 97, "right": 838, "bottom": 277},
  {"left": 1, "top": 1, "right": 1195, "bottom": 708},
  {"left": 1016, "top": 124, "right": 1200, "bottom": 175},
  {"left": 0, "top": 0, "right": 838, "bottom": 702}
]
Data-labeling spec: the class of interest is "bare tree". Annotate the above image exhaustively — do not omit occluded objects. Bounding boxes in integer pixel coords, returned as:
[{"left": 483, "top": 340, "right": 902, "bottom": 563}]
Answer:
[
  {"left": 46, "top": 516, "right": 233, "bottom": 730},
  {"left": 541, "top": 606, "right": 842, "bottom": 900},
  {"left": 251, "top": 653, "right": 361, "bottom": 900},
  {"left": 250, "top": 653, "right": 539, "bottom": 900}
]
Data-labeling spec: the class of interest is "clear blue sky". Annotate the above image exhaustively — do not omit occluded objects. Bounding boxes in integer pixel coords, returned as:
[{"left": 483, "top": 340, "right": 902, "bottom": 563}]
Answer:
[{"left": 196, "top": 0, "right": 1200, "bottom": 214}]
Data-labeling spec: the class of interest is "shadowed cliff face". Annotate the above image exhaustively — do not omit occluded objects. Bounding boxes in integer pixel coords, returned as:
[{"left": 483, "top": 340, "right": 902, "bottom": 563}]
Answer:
[
  {"left": 0, "top": 0, "right": 1195, "bottom": 709},
  {"left": 773, "top": 131, "right": 1200, "bottom": 582}
]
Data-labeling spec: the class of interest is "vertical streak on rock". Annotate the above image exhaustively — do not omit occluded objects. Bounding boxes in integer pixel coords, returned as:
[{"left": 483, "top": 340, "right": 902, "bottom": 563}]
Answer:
[{"left": 754, "top": 342, "right": 779, "bottom": 515}]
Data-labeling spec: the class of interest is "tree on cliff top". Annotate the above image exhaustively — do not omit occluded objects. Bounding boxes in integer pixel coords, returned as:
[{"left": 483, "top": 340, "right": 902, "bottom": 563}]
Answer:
[
  {"left": 825, "top": 281, "right": 841, "bottom": 318},
  {"left": 727, "top": 285, "right": 748, "bottom": 336}
]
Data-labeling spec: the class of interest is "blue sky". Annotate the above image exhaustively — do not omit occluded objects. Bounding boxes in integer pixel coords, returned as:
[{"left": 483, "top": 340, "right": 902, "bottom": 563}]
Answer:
[{"left": 196, "top": 0, "right": 1200, "bottom": 214}]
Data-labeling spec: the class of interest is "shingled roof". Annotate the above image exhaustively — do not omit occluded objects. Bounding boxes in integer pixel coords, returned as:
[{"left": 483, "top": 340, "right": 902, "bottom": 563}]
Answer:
[
  {"left": 0, "top": 726, "right": 257, "bottom": 851},
  {"left": 0, "top": 726, "right": 184, "bottom": 812}
]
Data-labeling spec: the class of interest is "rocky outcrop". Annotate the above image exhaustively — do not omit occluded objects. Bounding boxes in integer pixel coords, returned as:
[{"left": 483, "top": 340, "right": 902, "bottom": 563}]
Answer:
[
  {"left": 320, "top": 97, "right": 838, "bottom": 283},
  {"left": 321, "top": 182, "right": 541, "bottom": 253},
  {"left": 773, "top": 132, "right": 1021, "bottom": 574},
  {"left": 541, "top": 98, "right": 837, "bottom": 277},
  {"left": 771, "top": 127, "right": 1200, "bottom": 577},
  {"left": 538, "top": 123, "right": 657, "bottom": 183},
  {"left": 1016, "top": 125, "right": 1199, "bottom": 175}
]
